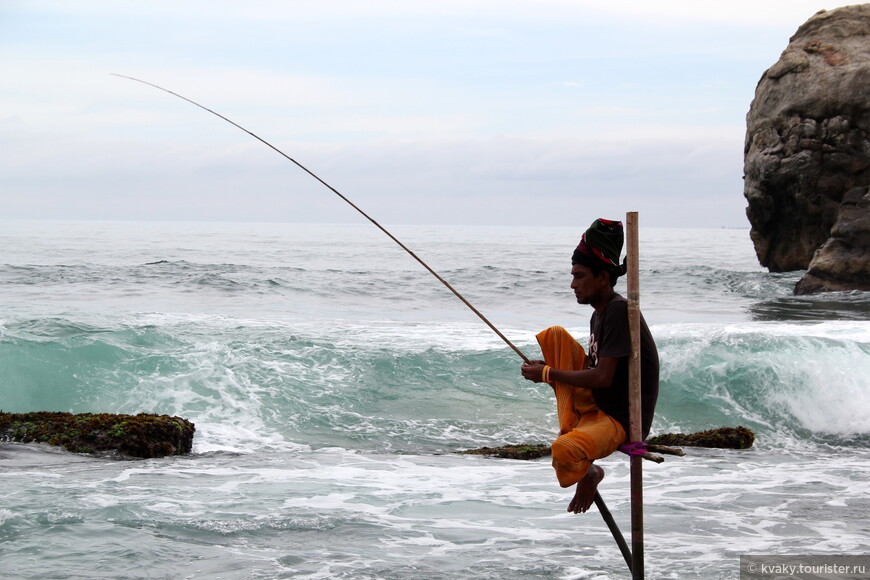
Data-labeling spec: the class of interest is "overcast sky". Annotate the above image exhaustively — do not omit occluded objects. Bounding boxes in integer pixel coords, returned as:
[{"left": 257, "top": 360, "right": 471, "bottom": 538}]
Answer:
[{"left": 0, "top": 1, "right": 855, "bottom": 227}]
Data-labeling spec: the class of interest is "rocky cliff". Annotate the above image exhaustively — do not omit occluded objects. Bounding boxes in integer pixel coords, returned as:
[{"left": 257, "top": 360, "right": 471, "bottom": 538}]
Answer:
[{"left": 743, "top": 4, "right": 870, "bottom": 294}]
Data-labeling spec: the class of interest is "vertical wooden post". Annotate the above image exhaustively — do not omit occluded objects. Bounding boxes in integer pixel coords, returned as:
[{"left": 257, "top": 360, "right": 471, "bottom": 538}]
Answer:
[{"left": 626, "top": 211, "right": 644, "bottom": 579}]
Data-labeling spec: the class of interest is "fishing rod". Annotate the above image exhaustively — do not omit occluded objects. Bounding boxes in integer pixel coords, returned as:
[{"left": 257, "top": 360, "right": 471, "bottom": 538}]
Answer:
[{"left": 113, "top": 74, "right": 531, "bottom": 363}]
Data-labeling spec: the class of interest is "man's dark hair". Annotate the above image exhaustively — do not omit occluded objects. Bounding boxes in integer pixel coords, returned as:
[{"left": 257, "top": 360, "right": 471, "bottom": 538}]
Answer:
[{"left": 585, "top": 259, "right": 627, "bottom": 288}]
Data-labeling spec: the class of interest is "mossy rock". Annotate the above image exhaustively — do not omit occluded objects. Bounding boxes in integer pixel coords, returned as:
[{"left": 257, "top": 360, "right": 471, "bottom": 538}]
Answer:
[
  {"left": 456, "top": 443, "right": 551, "bottom": 460},
  {"left": 646, "top": 426, "right": 754, "bottom": 449},
  {"left": 0, "top": 411, "right": 195, "bottom": 458},
  {"left": 458, "top": 426, "right": 756, "bottom": 459}
]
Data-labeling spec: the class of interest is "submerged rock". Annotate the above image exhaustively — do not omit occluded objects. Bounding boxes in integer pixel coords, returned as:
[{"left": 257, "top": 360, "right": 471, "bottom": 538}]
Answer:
[
  {"left": 457, "top": 443, "right": 551, "bottom": 460},
  {"left": 459, "top": 426, "right": 756, "bottom": 458},
  {"left": 646, "top": 426, "right": 755, "bottom": 450},
  {"left": 0, "top": 412, "right": 195, "bottom": 458},
  {"left": 743, "top": 5, "right": 870, "bottom": 293}
]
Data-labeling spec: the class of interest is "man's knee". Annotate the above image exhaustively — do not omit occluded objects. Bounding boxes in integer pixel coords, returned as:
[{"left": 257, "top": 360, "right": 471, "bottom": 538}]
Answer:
[
  {"left": 551, "top": 437, "right": 591, "bottom": 487},
  {"left": 552, "top": 434, "right": 589, "bottom": 464}
]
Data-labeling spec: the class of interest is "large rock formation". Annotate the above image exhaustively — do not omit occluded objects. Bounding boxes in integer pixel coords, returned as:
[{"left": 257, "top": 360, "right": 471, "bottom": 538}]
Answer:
[
  {"left": 743, "top": 5, "right": 870, "bottom": 294},
  {"left": 794, "top": 185, "right": 870, "bottom": 293}
]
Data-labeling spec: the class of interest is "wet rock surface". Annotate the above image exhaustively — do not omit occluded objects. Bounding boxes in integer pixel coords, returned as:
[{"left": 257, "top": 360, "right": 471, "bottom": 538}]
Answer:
[
  {"left": 743, "top": 5, "right": 870, "bottom": 293},
  {"left": 0, "top": 411, "right": 195, "bottom": 458},
  {"left": 459, "top": 426, "right": 755, "bottom": 458},
  {"left": 646, "top": 426, "right": 755, "bottom": 450}
]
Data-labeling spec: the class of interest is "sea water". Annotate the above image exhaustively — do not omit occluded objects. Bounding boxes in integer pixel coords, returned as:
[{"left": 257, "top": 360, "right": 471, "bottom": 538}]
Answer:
[{"left": 1, "top": 220, "right": 868, "bottom": 579}]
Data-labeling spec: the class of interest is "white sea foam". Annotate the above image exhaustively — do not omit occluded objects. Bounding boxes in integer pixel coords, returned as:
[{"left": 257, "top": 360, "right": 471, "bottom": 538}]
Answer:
[{"left": 0, "top": 508, "right": 16, "bottom": 526}]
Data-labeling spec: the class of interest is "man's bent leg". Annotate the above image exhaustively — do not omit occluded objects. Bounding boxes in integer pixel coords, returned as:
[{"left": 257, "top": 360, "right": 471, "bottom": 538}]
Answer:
[
  {"left": 535, "top": 326, "right": 595, "bottom": 434},
  {"left": 551, "top": 411, "right": 625, "bottom": 514},
  {"left": 552, "top": 433, "right": 605, "bottom": 514},
  {"left": 551, "top": 430, "right": 596, "bottom": 487}
]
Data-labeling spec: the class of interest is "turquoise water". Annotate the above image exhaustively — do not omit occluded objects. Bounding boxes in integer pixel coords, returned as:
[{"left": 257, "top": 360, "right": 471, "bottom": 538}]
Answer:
[{"left": 2, "top": 221, "right": 869, "bottom": 579}]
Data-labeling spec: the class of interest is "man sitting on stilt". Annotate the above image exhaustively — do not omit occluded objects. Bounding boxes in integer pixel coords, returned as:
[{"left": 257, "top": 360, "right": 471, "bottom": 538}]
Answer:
[{"left": 521, "top": 219, "right": 659, "bottom": 513}]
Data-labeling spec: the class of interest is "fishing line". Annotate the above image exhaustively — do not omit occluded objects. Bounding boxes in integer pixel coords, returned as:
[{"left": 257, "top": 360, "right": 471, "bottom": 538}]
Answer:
[{"left": 112, "top": 73, "right": 531, "bottom": 363}]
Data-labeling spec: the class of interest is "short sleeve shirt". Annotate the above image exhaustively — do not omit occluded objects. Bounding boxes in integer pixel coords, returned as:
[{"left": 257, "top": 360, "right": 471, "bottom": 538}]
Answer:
[{"left": 588, "top": 295, "right": 659, "bottom": 439}]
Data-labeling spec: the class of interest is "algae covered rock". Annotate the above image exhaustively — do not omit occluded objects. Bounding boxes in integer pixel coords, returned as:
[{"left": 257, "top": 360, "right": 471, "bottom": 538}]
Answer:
[
  {"left": 0, "top": 411, "right": 195, "bottom": 458},
  {"left": 459, "top": 426, "right": 755, "bottom": 459},
  {"left": 457, "top": 443, "right": 551, "bottom": 460},
  {"left": 646, "top": 426, "right": 755, "bottom": 450}
]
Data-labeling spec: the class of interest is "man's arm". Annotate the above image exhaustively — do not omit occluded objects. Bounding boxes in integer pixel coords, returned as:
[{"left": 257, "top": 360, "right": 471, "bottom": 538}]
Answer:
[{"left": 521, "top": 356, "right": 619, "bottom": 389}]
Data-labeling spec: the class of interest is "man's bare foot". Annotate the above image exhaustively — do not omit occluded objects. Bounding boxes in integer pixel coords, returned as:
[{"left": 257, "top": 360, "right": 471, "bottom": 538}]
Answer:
[{"left": 567, "top": 464, "right": 605, "bottom": 514}]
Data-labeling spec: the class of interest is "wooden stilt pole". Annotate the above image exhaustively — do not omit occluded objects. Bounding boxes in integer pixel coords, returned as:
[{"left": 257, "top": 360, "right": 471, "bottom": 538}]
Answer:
[
  {"left": 626, "top": 211, "right": 644, "bottom": 579},
  {"left": 593, "top": 492, "right": 633, "bottom": 573}
]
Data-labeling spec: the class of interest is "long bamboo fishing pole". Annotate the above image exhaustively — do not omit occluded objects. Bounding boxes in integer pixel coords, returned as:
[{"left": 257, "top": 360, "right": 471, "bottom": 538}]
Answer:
[
  {"left": 115, "top": 75, "right": 639, "bottom": 568},
  {"left": 112, "top": 73, "right": 530, "bottom": 363}
]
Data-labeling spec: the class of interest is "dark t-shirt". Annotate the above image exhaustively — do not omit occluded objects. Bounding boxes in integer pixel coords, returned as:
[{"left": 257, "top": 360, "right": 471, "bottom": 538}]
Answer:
[{"left": 588, "top": 295, "right": 659, "bottom": 439}]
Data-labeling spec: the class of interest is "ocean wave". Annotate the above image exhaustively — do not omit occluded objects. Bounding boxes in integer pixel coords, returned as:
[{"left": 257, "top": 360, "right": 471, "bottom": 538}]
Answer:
[
  {"left": 3, "top": 315, "right": 868, "bottom": 454},
  {"left": 655, "top": 322, "right": 870, "bottom": 443}
]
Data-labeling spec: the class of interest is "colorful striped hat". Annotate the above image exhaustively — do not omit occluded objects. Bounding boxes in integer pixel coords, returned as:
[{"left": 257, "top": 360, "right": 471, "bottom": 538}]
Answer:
[{"left": 572, "top": 218, "right": 624, "bottom": 269}]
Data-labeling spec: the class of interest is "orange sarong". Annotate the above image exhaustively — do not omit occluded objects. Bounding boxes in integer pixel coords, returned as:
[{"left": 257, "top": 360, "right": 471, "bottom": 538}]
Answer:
[{"left": 536, "top": 326, "right": 626, "bottom": 487}]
